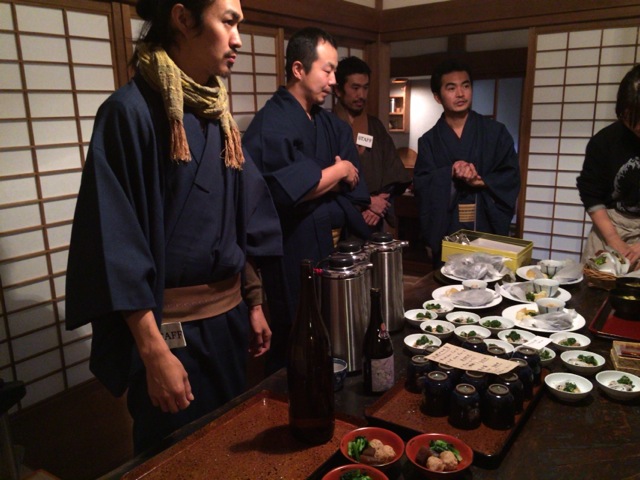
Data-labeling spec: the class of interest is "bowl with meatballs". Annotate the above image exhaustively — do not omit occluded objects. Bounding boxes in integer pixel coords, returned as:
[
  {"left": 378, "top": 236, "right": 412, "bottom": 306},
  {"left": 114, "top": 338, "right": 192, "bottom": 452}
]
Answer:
[
  {"left": 405, "top": 433, "right": 473, "bottom": 478},
  {"left": 340, "top": 426, "right": 404, "bottom": 469}
]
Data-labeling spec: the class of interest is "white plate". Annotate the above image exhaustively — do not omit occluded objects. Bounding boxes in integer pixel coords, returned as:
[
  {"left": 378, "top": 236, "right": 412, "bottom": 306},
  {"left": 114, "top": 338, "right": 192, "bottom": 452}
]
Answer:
[
  {"left": 501, "top": 304, "right": 586, "bottom": 333},
  {"left": 516, "top": 265, "right": 583, "bottom": 285},
  {"left": 432, "top": 285, "right": 503, "bottom": 310},
  {"left": 440, "top": 266, "right": 504, "bottom": 283},
  {"left": 496, "top": 282, "right": 572, "bottom": 304}
]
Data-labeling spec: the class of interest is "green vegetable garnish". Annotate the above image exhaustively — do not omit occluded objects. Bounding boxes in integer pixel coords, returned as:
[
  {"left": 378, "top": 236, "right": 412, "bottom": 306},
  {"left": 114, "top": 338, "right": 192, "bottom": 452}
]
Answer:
[
  {"left": 594, "top": 256, "right": 607, "bottom": 266},
  {"left": 347, "top": 436, "right": 369, "bottom": 462},
  {"left": 540, "top": 349, "right": 551, "bottom": 360},
  {"left": 577, "top": 354, "right": 597, "bottom": 366},
  {"left": 562, "top": 382, "right": 579, "bottom": 392},
  {"left": 429, "top": 439, "right": 462, "bottom": 462},
  {"left": 416, "top": 312, "right": 427, "bottom": 318},
  {"left": 506, "top": 331, "right": 521, "bottom": 341},
  {"left": 461, "top": 330, "right": 477, "bottom": 337},
  {"left": 425, "top": 303, "right": 441, "bottom": 310},
  {"left": 340, "top": 471, "right": 373, "bottom": 480},
  {"left": 416, "top": 335, "right": 433, "bottom": 346},
  {"left": 618, "top": 375, "right": 635, "bottom": 388},
  {"left": 482, "top": 319, "right": 502, "bottom": 328},
  {"left": 426, "top": 325, "right": 445, "bottom": 333},
  {"left": 526, "top": 292, "right": 536, "bottom": 302},
  {"left": 560, "top": 337, "right": 577, "bottom": 346}
]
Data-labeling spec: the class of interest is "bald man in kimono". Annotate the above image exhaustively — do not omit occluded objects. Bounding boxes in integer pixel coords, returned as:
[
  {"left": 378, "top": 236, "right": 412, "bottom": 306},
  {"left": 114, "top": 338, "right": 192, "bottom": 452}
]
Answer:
[
  {"left": 243, "top": 28, "right": 370, "bottom": 372},
  {"left": 413, "top": 60, "right": 520, "bottom": 267}
]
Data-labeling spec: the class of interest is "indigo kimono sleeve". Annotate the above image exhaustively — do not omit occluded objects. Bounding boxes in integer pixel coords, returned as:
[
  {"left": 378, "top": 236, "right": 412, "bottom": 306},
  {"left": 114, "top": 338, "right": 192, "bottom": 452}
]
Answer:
[
  {"left": 480, "top": 123, "right": 520, "bottom": 217},
  {"left": 243, "top": 114, "right": 323, "bottom": 211},
  {"left": 413, "top": 133, "right": 453, "bottom": 247},
  {"left": 66, "top": 97, "right": 162, "bottom": 330}
]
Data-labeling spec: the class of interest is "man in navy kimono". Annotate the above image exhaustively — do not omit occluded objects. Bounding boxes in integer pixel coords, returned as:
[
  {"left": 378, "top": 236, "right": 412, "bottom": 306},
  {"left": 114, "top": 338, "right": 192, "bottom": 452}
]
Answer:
[
  {"left": 65, "top": 0, "right": 282, "bottom": 454},
  {"left": 413, "top": 59, "right": 520, "bottom": 267},
  {"left": 243, "top": 28, "right": 371, "bottom": 373}
]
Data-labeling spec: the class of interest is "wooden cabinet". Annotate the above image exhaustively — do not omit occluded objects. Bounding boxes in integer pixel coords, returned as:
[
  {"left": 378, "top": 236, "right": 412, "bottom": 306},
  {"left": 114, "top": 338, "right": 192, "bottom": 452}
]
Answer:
[{"left": 389, "top": 80, "right": 410, "bottom": 132}]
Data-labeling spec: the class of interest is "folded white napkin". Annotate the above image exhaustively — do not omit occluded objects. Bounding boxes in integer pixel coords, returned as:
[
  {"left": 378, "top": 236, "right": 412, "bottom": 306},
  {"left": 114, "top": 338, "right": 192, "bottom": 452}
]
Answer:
[{"left": 449, "top": 288, "right": 497, "bottom": 306}]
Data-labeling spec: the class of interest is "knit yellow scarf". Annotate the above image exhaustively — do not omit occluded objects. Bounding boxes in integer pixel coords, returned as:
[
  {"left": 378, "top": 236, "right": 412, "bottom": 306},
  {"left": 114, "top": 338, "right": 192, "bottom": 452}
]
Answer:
[{"left": 136, "top": 43, "right": 244, "bottom": 169}]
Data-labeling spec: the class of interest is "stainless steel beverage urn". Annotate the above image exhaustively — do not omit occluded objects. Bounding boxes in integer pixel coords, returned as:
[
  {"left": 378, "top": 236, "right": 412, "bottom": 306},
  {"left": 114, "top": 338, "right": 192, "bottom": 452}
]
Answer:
[
  {"left": 319, "top": 253, "right": 372, "bottom": 373},
  {"left": 366, "top": 232, "right": 408, "bottom": 332}
]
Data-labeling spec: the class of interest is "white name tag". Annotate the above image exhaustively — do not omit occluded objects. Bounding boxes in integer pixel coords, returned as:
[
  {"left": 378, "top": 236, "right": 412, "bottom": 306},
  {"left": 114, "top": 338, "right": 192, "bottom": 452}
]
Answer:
[
  {"left": 160, "top": 322, "right": 187, "bottom": 349},
  {"left": 356, "top": 133, "right": 373, "bottom": 149},
  {"left": 522, "top": 336, "right": 552, "bottom": 350}
]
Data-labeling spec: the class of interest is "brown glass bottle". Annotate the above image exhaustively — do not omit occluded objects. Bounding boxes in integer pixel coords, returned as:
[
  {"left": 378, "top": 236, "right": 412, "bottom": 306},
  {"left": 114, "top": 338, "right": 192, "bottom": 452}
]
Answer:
[
  {"left": 363, "top": 288, "right": 395, "bottom": 395},
  {"left": 287, "top": 260, "right": 335, "bottom": 444}
]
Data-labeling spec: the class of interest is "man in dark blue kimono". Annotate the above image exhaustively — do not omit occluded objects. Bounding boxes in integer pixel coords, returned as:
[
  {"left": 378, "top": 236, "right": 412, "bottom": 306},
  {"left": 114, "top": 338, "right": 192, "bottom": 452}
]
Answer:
[
  {"left": 413, "top": 60, "right": 520, "bottom": 267},
  {"left": 243, "top": 28, "right": 370, "bottom": 372},
  {"left": 65, "top": 0, "right": 282, "bottom": 454}
]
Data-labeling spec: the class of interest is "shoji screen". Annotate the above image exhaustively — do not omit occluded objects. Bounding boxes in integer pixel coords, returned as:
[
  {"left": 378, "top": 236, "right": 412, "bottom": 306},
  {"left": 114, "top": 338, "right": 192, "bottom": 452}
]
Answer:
[
  {"left": 0, "top": 1, "right": 115, "bottom": 408},
  {"left": 522, "top": 23, "right": 640, "bottom": 262}
]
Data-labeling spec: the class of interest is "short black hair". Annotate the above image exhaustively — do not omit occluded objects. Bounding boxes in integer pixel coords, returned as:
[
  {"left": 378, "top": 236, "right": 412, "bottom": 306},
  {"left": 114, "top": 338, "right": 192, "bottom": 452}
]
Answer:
[
  {"left": 336, "top": 56, "right": 371, "bottom": 89},
  {"left": 430, "top": 59, "right": 473, "bottom": 95},
  {"left": 134, "top": 0, "right": 215, "bottom": 56},
  {"left": 285, "top": 27, "right": 337, "bottom": 83},
  {"left": 616, "top": 64, "right": 640, "bottom": 129}
]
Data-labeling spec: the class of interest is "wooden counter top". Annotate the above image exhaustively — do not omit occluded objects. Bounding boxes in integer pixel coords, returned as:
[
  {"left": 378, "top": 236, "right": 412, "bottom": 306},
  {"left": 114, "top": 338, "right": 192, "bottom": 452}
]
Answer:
[{"left": 103, "top": 271, "right": 640, "bottom": 479}]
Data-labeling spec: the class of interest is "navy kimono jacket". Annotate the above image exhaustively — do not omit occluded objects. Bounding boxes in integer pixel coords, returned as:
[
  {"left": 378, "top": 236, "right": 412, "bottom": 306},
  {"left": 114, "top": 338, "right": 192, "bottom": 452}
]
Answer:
[
  {"left": 65, "top": 75, "right": 282, "bottom": 401},
  {"left": 243, "top": 87, "right": 370, "bottom": 357},
  {"left": 413, "top": 110, "right": 520, "bottom": 263}
]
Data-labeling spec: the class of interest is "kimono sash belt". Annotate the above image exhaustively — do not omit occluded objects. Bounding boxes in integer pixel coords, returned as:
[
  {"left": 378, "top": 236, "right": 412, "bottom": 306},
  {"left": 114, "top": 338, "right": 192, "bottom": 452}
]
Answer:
[{"left": 162, "top": 273, "right": 242, "bottom": 324}]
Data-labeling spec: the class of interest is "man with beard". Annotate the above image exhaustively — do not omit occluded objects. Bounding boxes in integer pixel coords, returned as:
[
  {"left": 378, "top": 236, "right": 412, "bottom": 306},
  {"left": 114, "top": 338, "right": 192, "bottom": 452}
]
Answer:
[
  {"left": 413, "top": 59, "right": 520, "bottom": 266},
  {"left": 65, "top": 0, "right": 282, "bottom": 453},
  {"left": 334, "top": 56, "right": 412, "bottom": 233}
]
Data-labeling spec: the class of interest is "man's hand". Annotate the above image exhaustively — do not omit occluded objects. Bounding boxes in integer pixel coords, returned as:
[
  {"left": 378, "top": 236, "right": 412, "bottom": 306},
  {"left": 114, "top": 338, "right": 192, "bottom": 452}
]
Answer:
[
  {"left": 362, "top": 209, "right": 381, "bottom": 226},
  {"left": 248, "top": 305, "right": 272, "bottom": 357},
  {"left": 335, "top": 155, "right": 359, "bottom": 190},
  {"left": 369, "top": 193, "right": 390, "bottom": 217},
  {"left": 144, "top": 349, "right": 194, "bottom": 413},
  {"left": 125, "top": 310, "right": 194, "bottom": 414},
  {"left": 452, "top": 160, "right": 485, "bottom": 187}
]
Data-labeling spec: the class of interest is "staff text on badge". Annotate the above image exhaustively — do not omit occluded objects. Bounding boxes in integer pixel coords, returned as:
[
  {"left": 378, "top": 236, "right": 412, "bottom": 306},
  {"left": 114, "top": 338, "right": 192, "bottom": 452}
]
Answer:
[{"left": 356, "top": 133, "right": 374, "bottom": 149}]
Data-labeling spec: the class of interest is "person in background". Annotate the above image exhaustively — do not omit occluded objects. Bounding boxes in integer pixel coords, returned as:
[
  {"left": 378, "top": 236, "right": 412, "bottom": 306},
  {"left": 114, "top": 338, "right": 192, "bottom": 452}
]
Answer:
[
  {"left": 577, "top": 64, "right": 640, "bottom": 270},
  {"left": 243, "top": 27, "right": 370, "bottom": 373},
  {"left": 333, "top": 56, "right": 412, "bottom": 233},
  {"left": 65, "top": 0, "right": 282, "bottom": 454},
  {"left": 413, "top": 59, "right": 520, "bottom": 267}
]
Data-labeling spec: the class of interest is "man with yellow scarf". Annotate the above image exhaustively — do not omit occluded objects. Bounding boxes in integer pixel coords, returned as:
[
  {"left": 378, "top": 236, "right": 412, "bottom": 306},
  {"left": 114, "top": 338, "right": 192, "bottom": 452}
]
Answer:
[{"left": 65, "top": 0, "right": 282, "bottom": 454}]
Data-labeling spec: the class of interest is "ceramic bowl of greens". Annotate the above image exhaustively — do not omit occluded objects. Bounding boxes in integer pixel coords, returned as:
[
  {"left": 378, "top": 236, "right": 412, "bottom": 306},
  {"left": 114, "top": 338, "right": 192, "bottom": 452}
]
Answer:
[
  {"left": 405, "top": 309, "right": 438, "bottom": 328},
  {"left": 544, "top": 372, "right": 592, "bottom": 402},
  {"left": 560, "top": 350, "right": 605, "bottom": 376},
  {"left": 595, "top": 370, "right": 640, "bottom": 401},
  {"left": 404, "top": 333, "right": 442, "bottom": 355},
  {"left": 419, "top": 319, "right": 455, "bottom": 340},
  {"left": 340, "top": 426, "right": 404, "bottom": 468}
]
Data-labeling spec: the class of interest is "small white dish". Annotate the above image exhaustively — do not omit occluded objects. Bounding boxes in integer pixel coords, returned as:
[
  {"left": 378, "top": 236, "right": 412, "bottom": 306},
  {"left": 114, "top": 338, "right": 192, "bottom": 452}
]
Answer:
[
  {"left": 533, "top": 278, "right": 560, "bottom": 297},
  {"left": 545, "top": 372, "right": 592, "bottom": 402},
  {"left": 560, "top": 350, "right": 605, "bottom": 376},
  {"left": 549, "top": 332, "right": 591, "bottom": 351},
  {"left": 539, "top": 347, "right": 556, "bottom": 367},
  {"left": 498, "top": 328, "right": 536, "bottom": 347},
  {"left": 535, "top": 297, "right": 565, "bottom": 314},
  {"left": 419, "top": 319, "right": 455, "bottom": 340},
  {"left": 483, "top": 338, "right": 515, "bottom": 354},
  {"left": 454, "top": 324, "right": 491, "bottom": 342},
  {"left": 422, "top": 299, "right": 454, "bottom": 318},
  {"left": 538, "top": 259, "right": 566, "bottom": 278},
  {"left": 479, "top": 315, "right": 514, "bottom": 336},
  {"left": 446, "top": 311, "right": 481, "bottom": 325},
  {"left": 595, "top": 370, "right": 640, "bottom": 401},
  {"left": 404, "top": 333, "right": 442, "bottom": 355},
  {"left": 404, "top": 308, "right": 438, "bottom": 328}
]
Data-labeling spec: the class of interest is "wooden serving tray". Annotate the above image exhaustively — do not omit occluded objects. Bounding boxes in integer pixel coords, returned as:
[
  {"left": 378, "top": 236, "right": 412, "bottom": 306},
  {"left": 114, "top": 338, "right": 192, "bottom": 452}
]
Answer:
[
  {"left": 122, "top": 390, "right": 361, "bottom": 480},
  {"left": 589, "top": 298, "right": 640, "bottom": 341},
  {"left": 364, "top": 374, "right": 547, "bottom": 468}
]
